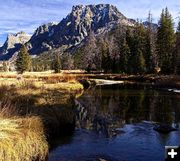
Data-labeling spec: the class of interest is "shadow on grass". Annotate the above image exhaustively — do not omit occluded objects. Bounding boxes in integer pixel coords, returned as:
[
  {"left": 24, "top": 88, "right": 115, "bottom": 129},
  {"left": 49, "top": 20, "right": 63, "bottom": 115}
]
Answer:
[{"left": 0, "top": 86, "right": 78, "bottom": 142}]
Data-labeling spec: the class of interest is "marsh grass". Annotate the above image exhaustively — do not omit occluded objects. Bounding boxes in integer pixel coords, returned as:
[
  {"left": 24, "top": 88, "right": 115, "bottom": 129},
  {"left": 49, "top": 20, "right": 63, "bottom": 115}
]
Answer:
[
  {"left": 0, "top": 72, "right": 84, "bottom": 160},
  {"left": 41, "top": 74, "right": 77, "bottom": 83},
  {"left": 0, "top": 71, "right": 88, "bottom": 161},
  {"left": 0, "top": 101, "right": 48, "bottom": 161},
  {"left": 0, "top": 117, "right": 48, "bottom": 161}
]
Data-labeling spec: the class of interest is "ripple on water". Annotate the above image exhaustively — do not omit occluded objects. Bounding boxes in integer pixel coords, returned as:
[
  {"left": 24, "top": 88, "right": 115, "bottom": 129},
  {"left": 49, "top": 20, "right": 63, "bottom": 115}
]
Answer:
[{"left": 49, "top": 121, "right": 180, "bottom": 161}]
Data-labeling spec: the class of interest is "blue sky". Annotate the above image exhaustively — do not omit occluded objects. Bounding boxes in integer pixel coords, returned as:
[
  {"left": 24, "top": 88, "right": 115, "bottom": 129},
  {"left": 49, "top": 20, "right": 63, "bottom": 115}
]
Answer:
[{"left": 0, "top": 0, "right": 179, "bottom": 45}]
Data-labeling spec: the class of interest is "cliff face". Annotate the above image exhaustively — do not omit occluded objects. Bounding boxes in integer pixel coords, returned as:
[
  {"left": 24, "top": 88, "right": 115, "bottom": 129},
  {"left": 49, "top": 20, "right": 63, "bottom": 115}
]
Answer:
[
  {"left": 0, "top": 4, "right": 136, "bottom": 59},
  {"left": 0, "top": 32, "right": 31, "bottom": 60},
  {"left": 27, "top": 4, "right": 134, "bottom": 55}
]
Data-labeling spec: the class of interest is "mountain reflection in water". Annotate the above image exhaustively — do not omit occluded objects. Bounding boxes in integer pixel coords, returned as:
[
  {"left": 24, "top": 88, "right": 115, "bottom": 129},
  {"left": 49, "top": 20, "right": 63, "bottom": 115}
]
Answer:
[
  {"left": 49, "top": 84, "right": 180, "bottom": 161},
  {"left": 75, "top": 85, "right": 180, "bottom": 137}
]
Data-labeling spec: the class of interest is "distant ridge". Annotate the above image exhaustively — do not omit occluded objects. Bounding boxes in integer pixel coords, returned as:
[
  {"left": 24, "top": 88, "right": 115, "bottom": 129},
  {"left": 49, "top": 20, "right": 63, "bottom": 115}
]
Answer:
[{"left": 0, "top": 4, "right": 153, "bottom": 60}]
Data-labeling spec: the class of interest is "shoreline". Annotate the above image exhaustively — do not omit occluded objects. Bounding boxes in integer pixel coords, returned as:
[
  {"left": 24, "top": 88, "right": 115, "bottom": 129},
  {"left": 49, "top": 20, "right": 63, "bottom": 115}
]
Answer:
[
  {"left": 0, "top": 72, "right": 179, "bottom": 160},
  {"left": 85, "top": 74, "right": 180, "bottom": 89}
]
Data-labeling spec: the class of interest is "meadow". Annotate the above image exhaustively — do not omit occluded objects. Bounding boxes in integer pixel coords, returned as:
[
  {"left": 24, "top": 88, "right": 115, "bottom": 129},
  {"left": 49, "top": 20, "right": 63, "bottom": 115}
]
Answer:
[{"left": 0, "top": 71, "right": 84, "bottom": 161}]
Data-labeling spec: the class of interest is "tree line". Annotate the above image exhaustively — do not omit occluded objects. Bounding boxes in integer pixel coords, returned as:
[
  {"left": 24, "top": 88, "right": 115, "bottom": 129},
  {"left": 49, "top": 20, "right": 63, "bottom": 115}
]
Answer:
[
  {"left": 4, "top": 8, "right": 179, "bottom": 74},
  {"left": 74, "top": 8, "right": 180, "bottom": 75}
]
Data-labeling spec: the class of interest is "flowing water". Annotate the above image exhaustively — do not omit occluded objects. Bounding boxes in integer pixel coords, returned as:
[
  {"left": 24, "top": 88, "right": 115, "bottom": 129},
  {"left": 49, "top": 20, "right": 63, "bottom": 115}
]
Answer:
[{"left": 49, "top": 84, "right": 180, "bottom": 161}]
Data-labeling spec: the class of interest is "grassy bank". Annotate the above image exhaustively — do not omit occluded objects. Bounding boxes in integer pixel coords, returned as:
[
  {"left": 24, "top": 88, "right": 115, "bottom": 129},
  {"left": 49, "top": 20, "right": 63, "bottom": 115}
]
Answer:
[
  {"left": 0, "top": 72, "right": 84, "bottom": 161},
  {"left": 0, "top": 113, "right": 48, "bottom": 161}
]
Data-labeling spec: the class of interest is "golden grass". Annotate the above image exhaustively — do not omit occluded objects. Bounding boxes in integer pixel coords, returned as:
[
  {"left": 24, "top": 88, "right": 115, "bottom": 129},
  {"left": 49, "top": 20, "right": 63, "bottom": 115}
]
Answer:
[
  {"left": 0, "top": 71, "right": 84, "bottom": 91},
  {"left": 0, "top": 99, "right": 48, "bottom": 161},
  {"left": 0, "top": 72, "right": 84, "bottom": 107},
  {"left": 0, "top": 72, "right": 86, "bottom": 161},
  {"left": 7, "top": 79, "right": 83, "bottom": 106},
  {"left": 0, "top": 116, "right": 48, "bottom": 161},
  {"left": 0, "top": 72, "right": 84, "bottom": 113}
]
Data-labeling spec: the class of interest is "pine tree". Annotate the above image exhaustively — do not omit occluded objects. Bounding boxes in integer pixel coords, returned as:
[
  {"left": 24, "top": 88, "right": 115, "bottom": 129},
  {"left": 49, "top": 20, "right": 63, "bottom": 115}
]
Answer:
[
  {"left": 157, "top": 8, "right": 175, "bottom": 74},
  {"left": 53, "top": 53, "right": 62, "bottom": 73},
  {"left": 125, "top": 28, "right": 135, "bottom": 73},
  {"left": 174, "top": 21, "right": 180, "bottom": 74},
  {"left": 16, "top": 45, "right": 31, "bottom": 74},
  {"left": 119, "top": 38, "right": 130, "bottom": 73},
  {"left": 130, "top": 23, "right": 146, "bottom": 74},
  {"left": 145, "top": 12, "right": 157, "bottom": 73},
  {"left": 136, "top": 49, "right": 146, "bottom": 74}
]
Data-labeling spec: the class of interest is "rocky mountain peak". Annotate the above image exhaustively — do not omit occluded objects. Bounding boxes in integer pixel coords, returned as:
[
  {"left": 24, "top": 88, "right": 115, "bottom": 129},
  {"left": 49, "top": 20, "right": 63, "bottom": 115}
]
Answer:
[
  {"left": 0, "top": 31, "right": 31, "bottom": 60},
  {"left": 0, "top": 4, "right": 137, "bottom": 59},
  {"left": 33, "top": 22, "right": 58, "bottom": 36},
  {"left": 69, "top": 4, "right": 125, "bottom": 27},
  {"left": 6, "top": 32, "right": 31, "bottom": 47},
  {"left": 28, "top": 4, "right": 132, "bottom": 55}
]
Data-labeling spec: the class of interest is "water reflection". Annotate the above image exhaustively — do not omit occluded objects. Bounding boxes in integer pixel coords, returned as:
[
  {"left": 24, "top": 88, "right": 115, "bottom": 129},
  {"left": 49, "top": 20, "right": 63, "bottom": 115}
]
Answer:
[
  {"left": 49, "top": 85, "right": 180, "bottom": 161},
  {"left": 75, "top": 85, "right": 180, "bottom": 137}
]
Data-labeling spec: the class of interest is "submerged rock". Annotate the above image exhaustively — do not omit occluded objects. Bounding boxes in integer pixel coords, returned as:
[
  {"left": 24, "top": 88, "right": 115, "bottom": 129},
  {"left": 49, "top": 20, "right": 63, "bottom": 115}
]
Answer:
[
  {"left": 153, "top": 124, "right": 178, "bottom": 133},
  {"left": 78, "top": 79, "right": 91, "bottom": 89}
]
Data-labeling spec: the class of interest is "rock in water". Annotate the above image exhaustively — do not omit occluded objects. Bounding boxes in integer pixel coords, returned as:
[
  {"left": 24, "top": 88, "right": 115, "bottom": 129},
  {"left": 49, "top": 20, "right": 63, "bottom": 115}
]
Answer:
[{"left": 153, "top": 124, "right": 178, "bottom": 133}]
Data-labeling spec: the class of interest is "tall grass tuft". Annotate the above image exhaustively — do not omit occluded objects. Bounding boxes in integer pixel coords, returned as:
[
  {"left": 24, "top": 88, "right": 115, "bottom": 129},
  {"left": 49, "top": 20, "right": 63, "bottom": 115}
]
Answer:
[{"left": 0, "top": 103, "right": 48, "bottom": 161}]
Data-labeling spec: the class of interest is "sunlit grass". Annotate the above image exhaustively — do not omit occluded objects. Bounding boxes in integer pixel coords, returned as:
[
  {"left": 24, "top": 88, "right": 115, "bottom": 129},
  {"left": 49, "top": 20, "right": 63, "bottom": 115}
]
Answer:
[
  {"left": 0, "top": 71, "right": 85, "bottom": 161},
  {"left": 0, "top": 71, "right": 84, "bottom": 91},
  {"left": 0, "top": 112, "right": 48, "bottom": 161}
]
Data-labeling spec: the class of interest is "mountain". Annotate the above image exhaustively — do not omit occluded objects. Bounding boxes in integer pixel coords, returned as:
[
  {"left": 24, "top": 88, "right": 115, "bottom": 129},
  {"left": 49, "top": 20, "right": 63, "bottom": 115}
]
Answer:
[
  {"left": 0, "top": 32, "right": 31, "bottom": 60},
  {"left": 0, "top": 4, "right": 141, "bottom": 60},
  {"left": 143, "top": 21, "right": 158, "bottom": 30},
  {"left": 27, "top": 4, "right": 135, "bottom": 55}
]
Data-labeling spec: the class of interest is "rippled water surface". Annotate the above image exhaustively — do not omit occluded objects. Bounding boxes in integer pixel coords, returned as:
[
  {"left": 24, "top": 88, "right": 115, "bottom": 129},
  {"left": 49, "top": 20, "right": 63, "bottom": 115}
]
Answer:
[{"left": 49, "top": 85, "right": 180, "bottom": 161}]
